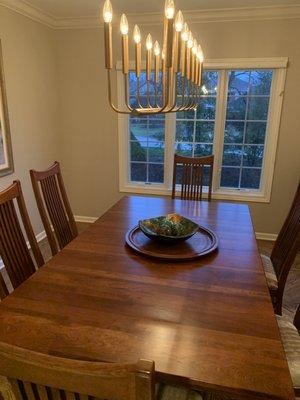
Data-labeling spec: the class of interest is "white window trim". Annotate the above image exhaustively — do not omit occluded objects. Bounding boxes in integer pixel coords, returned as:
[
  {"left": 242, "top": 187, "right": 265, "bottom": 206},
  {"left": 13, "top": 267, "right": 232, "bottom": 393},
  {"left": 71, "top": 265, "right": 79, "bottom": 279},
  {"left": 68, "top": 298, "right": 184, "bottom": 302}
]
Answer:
[{"left": 117, "top": 57, "right": 288, "bottom": 203}]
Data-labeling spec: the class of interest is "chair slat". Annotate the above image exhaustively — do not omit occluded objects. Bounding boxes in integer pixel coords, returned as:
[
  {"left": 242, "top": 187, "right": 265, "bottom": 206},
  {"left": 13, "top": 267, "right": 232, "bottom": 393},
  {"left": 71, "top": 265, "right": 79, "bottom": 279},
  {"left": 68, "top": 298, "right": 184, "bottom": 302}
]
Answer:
[
  {"left": 30, "top": 162, "right": 78, "bottom": 256},
  {"left": 36, "top": 385, "right": 49, "bottom": 400},
  {"left": 0, "top": 181, "right": 44, "bottom": 290},
  {"left": 172, "top": 154, "right": 214, "bottom": 201}
]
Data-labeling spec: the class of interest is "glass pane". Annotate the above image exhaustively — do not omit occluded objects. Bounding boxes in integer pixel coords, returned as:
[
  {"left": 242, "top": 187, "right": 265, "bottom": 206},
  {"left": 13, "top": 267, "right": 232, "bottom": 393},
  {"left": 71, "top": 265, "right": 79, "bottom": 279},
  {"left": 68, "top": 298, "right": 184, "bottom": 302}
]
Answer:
[
  {"left": 130, "top": 121, "right": 148, "bottom": 141},
  {"left": 247, "top": 97, "right": 270, "bottom": 120},
  {"left": 175, "top": 142, "right": 193, "bottom": 157},
  {"left": 130, "top": 141, "right": 147, "bottom": 162},
  {"left": 194, "top": 144, "right": 213, "bottom": 157},
  {"left": 201, "top": 71, "right": 218, "bottom": 95},
  {"left": 228, "top": 71, "right": 250, "bottom": 96},
  {"left": 226, "top": 96, "right": 247, "bottom": 120},
  {"left": 222, "top": 145, "right": 243, "bottom": 166},
  {"left": 241, "top": 168, "right": 261, "bottom": 189},
  {"left": 177, "top": 109, "right": 195, "bottom": 119},
  {"left": 245, "top": 122, "right": 267, "bottom": 144},
  {"left": 176, "top": 121, "right": 194, "bottom": 142},
  {"left": 148, "top": 142, "right": 164, "bottom": 163},
  {"left": 148, "top": 119, "right": 165, "bottom": 141},
  {"left": 175, "top": 164, "right": 183, "bottom": 185},
  {"left": 196, "top": 97, "right": 216, "bottom": 120},
  {"left": 243, "top": 145, "right": 264, "bottom": 167},
  {"left": 221, "top": 168, "right": 240, "bottom": 188},
  {"left": 195, "top": 121, "right": 214, "bottom": 142},
  {"left": 149, "top": 164, "right": 164, "bottom": 183},
  {"left": 131, "top": 163, "right": 147, "bottom": 182},
  {"left": 224, "top": 121, "right": 244, "bottom": 144},
  {"left": 249, "top": 70, "right": 273, "bottom": 95}
]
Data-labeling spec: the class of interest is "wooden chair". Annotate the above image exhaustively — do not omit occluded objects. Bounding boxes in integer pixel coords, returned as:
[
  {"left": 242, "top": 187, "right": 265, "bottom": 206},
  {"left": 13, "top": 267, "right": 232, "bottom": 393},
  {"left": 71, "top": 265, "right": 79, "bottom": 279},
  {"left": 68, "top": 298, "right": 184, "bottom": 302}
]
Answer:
[
  {"left": 0, "top": 181, "right": 44, "bottom": 289},
  {"left": 172, "top": 154, "right": 214, "bottom": 201},
  {"left": 276, "top": 305, "right": 300, "bottom": 396},
  {"left": 261, "top": 182, "right": 300, "bottom": 314},
  {"left": 0, "top": 342, "right": 203, "bottom": 400},
  {"left": 0, "top": 273, "right": 8, "bottom": 300},
  {"left": 30, "top": 162, "right": 78, "bottom": 256}
]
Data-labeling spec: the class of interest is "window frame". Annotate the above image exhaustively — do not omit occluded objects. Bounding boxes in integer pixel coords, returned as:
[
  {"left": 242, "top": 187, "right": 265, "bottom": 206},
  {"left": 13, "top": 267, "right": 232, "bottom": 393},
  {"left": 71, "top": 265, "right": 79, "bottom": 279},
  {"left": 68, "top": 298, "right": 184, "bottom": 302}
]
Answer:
[{"left": 117, "top": 57, "right": 288, "bottom": 202}]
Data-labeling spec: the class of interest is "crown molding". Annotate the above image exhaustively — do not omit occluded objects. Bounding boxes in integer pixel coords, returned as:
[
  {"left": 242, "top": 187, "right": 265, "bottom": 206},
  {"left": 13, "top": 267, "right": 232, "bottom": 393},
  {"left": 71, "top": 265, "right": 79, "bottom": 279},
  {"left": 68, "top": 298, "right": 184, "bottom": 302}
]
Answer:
[
  {"left": 0, "top": 0, "right": 55, "bottom": 27},
  {"left": 1, "top": 1, "right": 300, "bottom": 30}
]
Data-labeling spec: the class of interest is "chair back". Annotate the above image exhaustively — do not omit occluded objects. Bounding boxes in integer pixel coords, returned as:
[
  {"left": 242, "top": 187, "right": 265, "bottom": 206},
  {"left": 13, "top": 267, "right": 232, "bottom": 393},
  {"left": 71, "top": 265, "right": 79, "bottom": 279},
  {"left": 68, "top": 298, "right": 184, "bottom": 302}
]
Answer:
[
  {"left": 0, "top": 342, "right": 154, "bottom": 400},
  {"left": 0, "top": 273, "right": 8, "bottom": 300},
  {"left": 0, "top": 181, "right": 44, "bottom": 289},
  {"left": 172, "top": 154, "right": 214, "bottom": 201},
  {"left": 30, "top": 162, "right": 78, "bottom": 256},
  {"left": 271, "top": 182, "right": 300, "bottom": 307}
]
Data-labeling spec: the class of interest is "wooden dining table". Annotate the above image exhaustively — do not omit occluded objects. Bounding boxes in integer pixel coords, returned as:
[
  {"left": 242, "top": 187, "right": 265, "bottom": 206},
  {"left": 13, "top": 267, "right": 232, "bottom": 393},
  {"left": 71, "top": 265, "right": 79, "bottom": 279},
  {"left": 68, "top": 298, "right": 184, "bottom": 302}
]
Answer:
[{"left": 0, "top": 196, "right": 294, "bottom": 400}]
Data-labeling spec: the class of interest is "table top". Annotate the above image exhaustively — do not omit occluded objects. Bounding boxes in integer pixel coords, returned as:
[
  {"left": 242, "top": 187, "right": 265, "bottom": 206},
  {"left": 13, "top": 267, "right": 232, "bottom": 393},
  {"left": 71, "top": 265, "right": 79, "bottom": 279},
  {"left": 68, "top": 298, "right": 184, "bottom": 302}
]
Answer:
[{"left": 0, "top": 196, "right": 294, "bottom": 400}]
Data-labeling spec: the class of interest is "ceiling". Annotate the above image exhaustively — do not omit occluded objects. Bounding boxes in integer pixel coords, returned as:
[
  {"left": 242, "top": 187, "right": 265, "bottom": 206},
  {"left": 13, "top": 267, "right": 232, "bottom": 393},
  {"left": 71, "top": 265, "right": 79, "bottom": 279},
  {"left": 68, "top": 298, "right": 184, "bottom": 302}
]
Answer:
[{"left": 23, "top": 0, "right": 300, "bottom": 18}]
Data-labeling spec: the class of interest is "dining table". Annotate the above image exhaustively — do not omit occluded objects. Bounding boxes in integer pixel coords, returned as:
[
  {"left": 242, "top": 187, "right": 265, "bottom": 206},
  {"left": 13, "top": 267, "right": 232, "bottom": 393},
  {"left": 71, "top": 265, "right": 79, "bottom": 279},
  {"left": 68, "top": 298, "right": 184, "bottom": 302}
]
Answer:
[{"left": 0, "top": 195, "right": 294, "bottom": 400}]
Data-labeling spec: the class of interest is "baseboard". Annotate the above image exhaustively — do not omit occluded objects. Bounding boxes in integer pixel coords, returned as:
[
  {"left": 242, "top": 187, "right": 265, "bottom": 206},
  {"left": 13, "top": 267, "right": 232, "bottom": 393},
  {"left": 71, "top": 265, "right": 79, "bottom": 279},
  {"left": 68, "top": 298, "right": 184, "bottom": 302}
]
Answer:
[
  {"left": 255, "top": 232, "right": 278, "bottom": 241},
  {"left": 75, "top": 215, "right": 98, "bottom": 224}
]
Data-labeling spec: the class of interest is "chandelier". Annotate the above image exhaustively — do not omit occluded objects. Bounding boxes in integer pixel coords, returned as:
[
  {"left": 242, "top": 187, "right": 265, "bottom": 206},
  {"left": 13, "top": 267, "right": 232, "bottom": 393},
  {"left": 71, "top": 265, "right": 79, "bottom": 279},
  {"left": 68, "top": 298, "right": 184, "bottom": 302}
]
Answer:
[{"left": 102, "top": 0, "right": 204, "bottom": 116}]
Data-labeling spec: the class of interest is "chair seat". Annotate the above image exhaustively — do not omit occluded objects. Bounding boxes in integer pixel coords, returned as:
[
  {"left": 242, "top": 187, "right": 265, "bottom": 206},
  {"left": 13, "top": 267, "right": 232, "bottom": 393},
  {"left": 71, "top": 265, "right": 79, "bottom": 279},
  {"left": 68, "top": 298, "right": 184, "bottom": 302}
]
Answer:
[
  {"left": 156, "top": 384, "right": 203, "bottom": 400},
  {"left": 261, "top": 254, "right": 278, "bottom": 290},
  {"left": 277, "top": 315, "right": 300, "bottom": 390}
]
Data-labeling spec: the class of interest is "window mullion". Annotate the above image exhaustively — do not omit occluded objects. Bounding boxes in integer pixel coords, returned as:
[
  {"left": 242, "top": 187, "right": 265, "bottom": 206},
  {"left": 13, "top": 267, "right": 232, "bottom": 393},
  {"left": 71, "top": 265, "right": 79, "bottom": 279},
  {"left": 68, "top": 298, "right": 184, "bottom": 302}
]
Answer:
[
  {"left": 165, "top": 112, "right": 176, "bottom": 189},
  {"left": 213, "top": 69, "right": 228, "bottom": 192}
]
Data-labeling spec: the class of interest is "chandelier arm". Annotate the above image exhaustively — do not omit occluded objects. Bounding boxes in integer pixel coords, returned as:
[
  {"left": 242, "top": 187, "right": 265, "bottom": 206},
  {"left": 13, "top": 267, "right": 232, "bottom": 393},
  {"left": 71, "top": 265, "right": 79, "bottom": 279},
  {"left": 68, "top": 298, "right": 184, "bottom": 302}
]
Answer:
[
  {"left": 107, "top": 70, "right": 131, "bottom": 115},
  {"left": 137, "top": 77, "right": 143, "bottom": 108},
  {"left": 124, "top": 74, "right": 133, "bottom": 111},
  {"left": 172, "top": 76, "right": 187, "bottom": 112},
  {"left": 179, "top": 79, "right": 193, "bottom": 111}
]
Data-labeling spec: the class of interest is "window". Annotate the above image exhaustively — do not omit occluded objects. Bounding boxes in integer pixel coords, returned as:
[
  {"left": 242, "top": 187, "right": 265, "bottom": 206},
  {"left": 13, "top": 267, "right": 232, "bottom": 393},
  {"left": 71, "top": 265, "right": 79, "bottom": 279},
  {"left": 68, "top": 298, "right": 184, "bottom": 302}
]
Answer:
[
  {"left": 221, "top": 70, "right": 273, "bottom": 190},
  {"left": 118, "top": 58, "right": 287, "bottom": 202},
  {"left": 129, "top": 72, "right": 165, "bottom": 184}
]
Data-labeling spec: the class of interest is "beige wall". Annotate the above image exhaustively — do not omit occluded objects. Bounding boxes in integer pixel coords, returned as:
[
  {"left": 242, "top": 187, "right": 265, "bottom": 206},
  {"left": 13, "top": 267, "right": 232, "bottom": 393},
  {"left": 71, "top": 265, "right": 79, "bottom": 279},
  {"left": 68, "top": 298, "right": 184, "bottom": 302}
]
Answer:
[
  {"left": 56, "top": 18, "right": 300, "bottom": 234},
  {"left": 0, "top": 7, "right": 59, "bottom": 234},
  {"left": 1, "top": 6, "right": 299, "bottom": 235}
]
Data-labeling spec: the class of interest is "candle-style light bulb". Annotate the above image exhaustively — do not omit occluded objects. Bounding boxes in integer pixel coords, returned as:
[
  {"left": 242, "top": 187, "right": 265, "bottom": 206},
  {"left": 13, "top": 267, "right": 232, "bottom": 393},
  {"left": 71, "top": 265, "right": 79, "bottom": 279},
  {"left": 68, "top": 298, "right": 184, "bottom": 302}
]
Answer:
[
  {"left": 146, "top": 34, "right": 153, "bottom": 50},
  {"left": 154, "top": 41, "right": 160, "bottom": 56},
  {"left": 175, "top": 10, "right": 184, "bottom": 32},
  {"left": 165, "top": 0, "right": 175, "bottom": 19},
  {"left": 103, "top": 0, "right": 113, "bottom": 23},
  {"left": 133, "top": 25, "right": 141, "bottom": 43},
  {"left": 187, "top": 31, "right": 193, "bottom": 48},
  {"left": 181, "top": 23, "right": 189, "bottom": 41},
  {"left": 120, "top": 14, "right": 128, "bottom": 35},
  {"left": 192, "top": 39, "right": 198, "bottom": 54}
]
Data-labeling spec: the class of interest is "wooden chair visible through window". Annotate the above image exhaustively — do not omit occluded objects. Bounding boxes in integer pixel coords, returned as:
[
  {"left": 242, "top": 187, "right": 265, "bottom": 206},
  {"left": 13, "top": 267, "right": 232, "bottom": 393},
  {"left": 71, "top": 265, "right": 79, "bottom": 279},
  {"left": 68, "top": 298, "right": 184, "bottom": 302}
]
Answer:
[
  {"left": 261, "top": 182, "right": 300, "bottom": 315},
  {"left": 0, "top": 181, "right": 44, "bottom": 290},
  {"left": 30, "top": 162, "right": 78, "bottom": 256},
  {"left": 172, "top": 154, "right": 214, "bottom": 201}
]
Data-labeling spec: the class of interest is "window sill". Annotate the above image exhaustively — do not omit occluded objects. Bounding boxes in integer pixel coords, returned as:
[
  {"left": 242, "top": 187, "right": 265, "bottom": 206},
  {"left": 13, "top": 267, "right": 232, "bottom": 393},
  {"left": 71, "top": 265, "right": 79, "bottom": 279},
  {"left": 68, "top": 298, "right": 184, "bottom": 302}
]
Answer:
[{"left": 119, "top": 184, "right": 270, "bottom": 203}]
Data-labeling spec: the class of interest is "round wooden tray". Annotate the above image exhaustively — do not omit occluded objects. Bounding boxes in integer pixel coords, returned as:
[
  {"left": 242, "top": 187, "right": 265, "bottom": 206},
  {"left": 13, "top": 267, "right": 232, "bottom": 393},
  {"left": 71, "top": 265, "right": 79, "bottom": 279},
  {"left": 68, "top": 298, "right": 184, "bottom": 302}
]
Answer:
[{"left": 125, "top": 225, "right": 218, "bottom": 261}]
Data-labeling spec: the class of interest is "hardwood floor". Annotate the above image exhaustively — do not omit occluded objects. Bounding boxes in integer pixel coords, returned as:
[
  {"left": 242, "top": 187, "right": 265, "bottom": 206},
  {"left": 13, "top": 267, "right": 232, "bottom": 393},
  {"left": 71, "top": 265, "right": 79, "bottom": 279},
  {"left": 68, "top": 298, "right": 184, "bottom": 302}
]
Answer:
[{"left": 1, "top": 224, "right": 299, "bottom": 323}]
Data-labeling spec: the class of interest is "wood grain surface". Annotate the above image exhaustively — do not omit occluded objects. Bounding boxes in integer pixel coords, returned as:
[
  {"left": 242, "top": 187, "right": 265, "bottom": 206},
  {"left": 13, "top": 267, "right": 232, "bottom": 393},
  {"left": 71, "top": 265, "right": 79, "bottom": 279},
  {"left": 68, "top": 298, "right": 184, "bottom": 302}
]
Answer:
[{"left": 0, "top": 196, "right": 294, "bottom": 400}]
